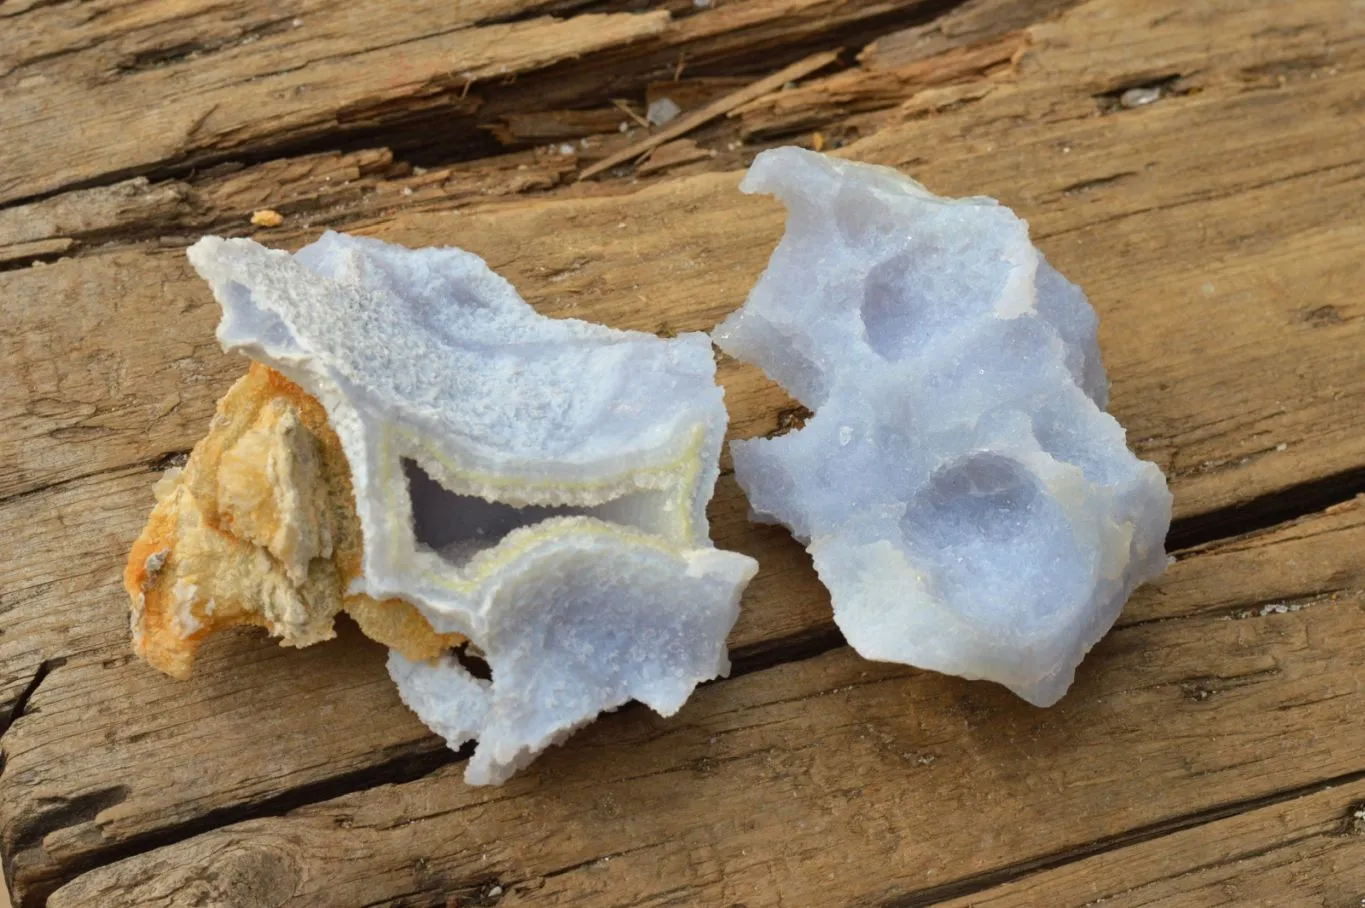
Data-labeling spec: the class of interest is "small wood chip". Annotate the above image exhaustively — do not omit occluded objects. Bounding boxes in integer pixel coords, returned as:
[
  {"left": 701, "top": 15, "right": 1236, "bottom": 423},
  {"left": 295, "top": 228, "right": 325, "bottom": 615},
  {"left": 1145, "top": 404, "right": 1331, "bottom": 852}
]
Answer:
[
  {"left": 637, "top": 139, "right": 713, "bottom": 175},
  {"left": 250, "top": 209, "right": 284, "bottom": 227},
  {"left": 611, "top": 99, "right": 650, "bottom": 129}
]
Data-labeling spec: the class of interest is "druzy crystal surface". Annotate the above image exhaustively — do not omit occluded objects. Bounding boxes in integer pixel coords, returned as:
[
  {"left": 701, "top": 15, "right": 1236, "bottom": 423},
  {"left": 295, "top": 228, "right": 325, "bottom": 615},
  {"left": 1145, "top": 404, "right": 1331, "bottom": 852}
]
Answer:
[
  {"left": 178, "top": 231, "right": 756, "bottom": 784},
  {"left": 714, "top": 148, "right": 1171, "bottom": 706}
]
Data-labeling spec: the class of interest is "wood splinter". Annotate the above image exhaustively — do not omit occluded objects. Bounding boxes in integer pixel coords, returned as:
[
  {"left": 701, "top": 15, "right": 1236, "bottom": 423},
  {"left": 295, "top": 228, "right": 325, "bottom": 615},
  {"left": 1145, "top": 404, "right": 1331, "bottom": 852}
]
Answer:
[{"left": 578, "top": 50, "right": 840, "bottom": 181}]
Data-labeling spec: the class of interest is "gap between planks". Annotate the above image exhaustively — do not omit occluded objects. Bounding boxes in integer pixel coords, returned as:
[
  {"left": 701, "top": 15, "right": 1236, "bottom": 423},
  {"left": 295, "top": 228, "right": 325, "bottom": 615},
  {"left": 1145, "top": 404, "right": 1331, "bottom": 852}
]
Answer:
[{"left": 893, "top": 767, "right": 1365, "bottom": 907}]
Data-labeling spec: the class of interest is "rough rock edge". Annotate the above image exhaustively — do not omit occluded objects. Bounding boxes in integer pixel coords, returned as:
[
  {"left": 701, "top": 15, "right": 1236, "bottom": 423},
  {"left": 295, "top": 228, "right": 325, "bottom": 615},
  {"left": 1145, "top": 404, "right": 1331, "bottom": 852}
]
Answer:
[
  {"left": 713, "top": 147, "right": 1172, "bottom": 707},
  {"left": 124, "top": 362, "right": 465, "bottom": 679}
]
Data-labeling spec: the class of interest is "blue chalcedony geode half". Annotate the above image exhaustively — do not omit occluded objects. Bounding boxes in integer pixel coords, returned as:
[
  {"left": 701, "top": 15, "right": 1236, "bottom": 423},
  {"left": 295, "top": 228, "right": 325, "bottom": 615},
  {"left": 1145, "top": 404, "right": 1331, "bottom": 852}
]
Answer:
[{"left": 714, "top": 147, "right": 1172, "bottom": 706}]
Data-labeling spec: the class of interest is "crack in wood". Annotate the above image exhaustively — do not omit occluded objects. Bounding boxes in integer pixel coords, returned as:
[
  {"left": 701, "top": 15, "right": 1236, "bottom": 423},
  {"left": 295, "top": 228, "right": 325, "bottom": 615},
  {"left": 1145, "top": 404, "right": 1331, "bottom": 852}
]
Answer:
[
  {"left": 0, "top": 452, "right": 189, "bottom": 509},
  {"left": 1166, "top": 466, "right": 1365, "bottom": 551},
  {"left": 113, "top": 16, "right": 301, "bottom": 74},
  {"left": 3, "top": 782, "right": 127, "bottom": 899},
  {"left": 1055, "top": 169, "right": 1138, "bottom": 197},
  {"left": 1035, "top": 156, "right": 1365, "bottom": 243},
  {"left": 0, "top": 657, "right": 65, "bottom": 739},
  {"left": 7, "top": 745, "right": 466, "bottom": 908},
  {"left": 727, "top": 624, "right": 846, "bottom": 678},
  {"left": 0, "top": 0, "right": 977, "bottom": 214},
  {"left": 887, "top": 768, "right": 1365, "bottom": 907},
  {"left": 7, "top": 786, "right": 130, "bottom": 861}
]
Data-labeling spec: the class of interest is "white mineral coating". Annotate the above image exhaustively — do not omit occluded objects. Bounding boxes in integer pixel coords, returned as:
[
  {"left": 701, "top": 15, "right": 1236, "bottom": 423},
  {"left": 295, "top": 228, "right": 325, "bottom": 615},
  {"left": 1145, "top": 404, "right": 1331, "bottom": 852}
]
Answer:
[
  {"left": 646, "top": 97, "right": 682, "bottom": 126},
  {"left": 713, "top": 148, "right": 1171, "bottom": 707},
  {"left": 188, "top": 231, "right": 757, "bottom": 784}
]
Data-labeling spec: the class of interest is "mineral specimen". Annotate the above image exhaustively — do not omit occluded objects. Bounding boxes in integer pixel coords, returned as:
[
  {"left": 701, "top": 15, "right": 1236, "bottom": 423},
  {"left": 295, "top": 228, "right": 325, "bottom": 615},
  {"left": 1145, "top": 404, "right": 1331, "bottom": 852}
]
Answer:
[
  {"left": 713, "top": 148, "right": 1172, "bottom": 707},
  {"left": 126, "top": 363, "right": 467, "bottom": 680},
  {"left": 128, "top": 230, "right": 756, "bottom": 784}
]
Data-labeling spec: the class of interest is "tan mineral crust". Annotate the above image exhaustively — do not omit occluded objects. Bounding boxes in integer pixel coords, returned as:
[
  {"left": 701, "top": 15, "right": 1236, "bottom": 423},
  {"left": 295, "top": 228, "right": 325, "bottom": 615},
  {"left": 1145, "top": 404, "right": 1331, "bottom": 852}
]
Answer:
[{"left": 124, "top": 363, "right": 464, "bottom": 679}]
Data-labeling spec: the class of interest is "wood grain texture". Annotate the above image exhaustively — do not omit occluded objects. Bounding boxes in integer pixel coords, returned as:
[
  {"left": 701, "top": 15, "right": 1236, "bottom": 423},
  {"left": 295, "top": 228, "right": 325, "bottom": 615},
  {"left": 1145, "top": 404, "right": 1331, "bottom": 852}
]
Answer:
[
  {"left": 859, "top": 0, "right": 1082, "bottom": 70},
  {"left": 0, "top": 0, "right": 961, "bottom": 207},
  {"left": 2, "top": 0, "right": 1364, "bottom": 904},
  {"left": 732, "top": 30, "right": 1028, "bottom": 139},
  {"left": 933, "top": 778, "right": 1365, "bottom": 907},
  {"left": 0, "top": 2, "right": 670, "bottom": 205},
  {"left": 40, "top": 496, "right": 1365, "bottom": 907}
]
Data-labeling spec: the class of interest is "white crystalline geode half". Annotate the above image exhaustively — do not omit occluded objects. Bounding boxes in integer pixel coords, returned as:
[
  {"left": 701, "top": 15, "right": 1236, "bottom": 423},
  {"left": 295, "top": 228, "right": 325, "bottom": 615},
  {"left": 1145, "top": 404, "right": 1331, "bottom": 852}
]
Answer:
[
  {"left": 713, "top": 148, "right": 1172, "bottom": 707},
  {"left": 188, "top": 231, "right": 757, "bottom": 784}
]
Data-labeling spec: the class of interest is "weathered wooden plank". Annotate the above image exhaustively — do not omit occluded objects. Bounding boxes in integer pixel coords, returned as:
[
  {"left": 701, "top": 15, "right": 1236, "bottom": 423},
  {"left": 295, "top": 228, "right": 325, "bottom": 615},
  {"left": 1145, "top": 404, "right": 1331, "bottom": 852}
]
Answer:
[
  {"left": 0, "top": 467, "right": 157, "bottom": 730},
  {"left": 0, "top": 146, "right": 606, "bottom": 267},
  {"left": 0, "top": 5, "right": 671, "bottom": 205},
  {"left": 0, "top": 0, "right": 1131, "bottom": 261},
  {"left": 2, "top": 0, "right": 1364, "bottom": 903},
  {"left": 0, "top": 251, "right": 240, "bottom": 501},
  {"left": 4, "top": 430, "right": 1358, "bottom": 898},
  {"left": 37, "top": 496, "right": 1365, "bottom": 908},
  {"left": 0, "top": 178, "right": 195, "bottom": 266},
  {"left": 1, "top": 443, "right": 1358, "bottom": 905},
  {"left": 932, "top": 779, "right": 1365, "bottom": 907},
  {"left": 0, "top": 0, "right": 570, "bottom": 78},
  {"left": 733, "top": 30, "right": 1027, "bottom": 140},
  {"left": 0, "top": 149, "right": 397, "bottom": 265},
  {"left": 860, "top": 0, "right": 1081, "bottom": 70},
  {"left": 0, "top": 0, "right": 958, "bottom": 207}
]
